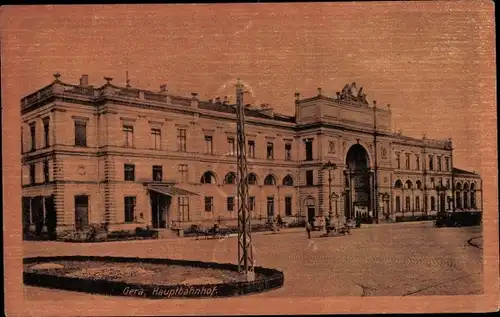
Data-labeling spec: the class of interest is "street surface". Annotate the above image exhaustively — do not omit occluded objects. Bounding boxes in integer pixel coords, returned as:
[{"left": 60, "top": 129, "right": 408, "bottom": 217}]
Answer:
[{"left": 24, "top": 221, "right": 483, "bottom": 299}]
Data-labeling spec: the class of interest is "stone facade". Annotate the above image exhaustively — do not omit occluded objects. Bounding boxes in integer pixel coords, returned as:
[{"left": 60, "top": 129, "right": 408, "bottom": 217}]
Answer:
[{"left": 21, "top": 75, "right": 483, "bottom": 233}]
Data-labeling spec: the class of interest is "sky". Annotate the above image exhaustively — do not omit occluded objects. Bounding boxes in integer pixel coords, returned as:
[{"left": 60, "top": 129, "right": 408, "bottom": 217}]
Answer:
[{"left": 1, "top": 2, "right": 496, "bottom": 176}]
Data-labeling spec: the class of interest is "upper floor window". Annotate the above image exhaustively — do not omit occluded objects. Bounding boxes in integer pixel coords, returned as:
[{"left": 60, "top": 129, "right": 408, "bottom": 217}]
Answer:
[
  {"left": 405, "top": 153, "right": 411, "bottom": 170},
  {"left": 264, "top": 175, "right": 276, "bottom": 185},
  {"left": 43, "top": 119, "right": 50, "bottom": 148},
  {"left": 204, "top": 136, "right": 213, "bottom": 154},
  {"left": 123, "top": 125, "right": 134, "bottom": 147},
  {"left": 445, "top": 157, "right": 450, "bottom": 171},
  {"left": 152, "top": 165, "right": 163, "bottom": 181},
  {"left": 178, "top": 164, "right": 188, "bottom": 182},
  {"left": 285, "top": 143, "right": 292, "bottom": 160},
  {"left": 381, "top": 147, "right": 388, "bottom": 159},
  {"left": 285, "top": 196, "right": 293, "bottom": 216},
  {"left": 29, "top": 123, "right": 36, "bottom": 151},
  {"left": 266, "top": 142, "right": 274, "bottom": 160},
  {"left": 306, "top": 170, "right": 314, "bottom": 186},
  {"left": 247, "top": 173, "right": 258, "bottom": 185},
  {"left": 282, "top": 175, "right": 294, "bottom": 186},
  {"left": 200, "top": 171, "right": 217, "bottom": 184},
  {"left": 305, "top": 140, "right": 313, "bottom": 161},
  {"left": 74, "top": 121, "right": 87, "bottom": 147},
  {"left": 415, "top": 155, "right": 420, "bottom": 170},
  {"left": 124, "top": 164, "right": 135, "bottom": 181},
  {"left": 43, "top": 160, "right": 49, "bottom": 183},
  {"left": 227, "top": 137, "right": 235, "bottom": 156},
  {"left": 224, "top": 172, "right": 236, "bottom": 185},
  {"left": 437, "top": 156, "right": 442, "bottom": 171},
  {"left": 248, "top": 140, "right": 255, "bottom": 158},
  {"left": 396, "top": 153, "right": 401, "bottom": 169},
  {"left": 29, "top": 163, "right": 36, "bottom": 185},
  {"left": 429, "top": 155, "right": 434, "bottom": 170},
  {"left": 151, "top": 128, "right": 161, "bottom": 149},
  {"left": 177, "top": 128, "right": 187, "bottom": 152}
]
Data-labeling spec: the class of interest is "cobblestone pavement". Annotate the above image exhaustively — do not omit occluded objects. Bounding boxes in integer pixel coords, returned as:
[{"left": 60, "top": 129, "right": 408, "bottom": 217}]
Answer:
[{"left": 23, "top": 221, "right": 483, "bottom": 300}]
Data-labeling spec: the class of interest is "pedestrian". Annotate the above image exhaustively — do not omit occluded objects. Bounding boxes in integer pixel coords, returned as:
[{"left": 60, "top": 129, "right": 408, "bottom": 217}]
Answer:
[{"left": 306, "top": 221, "right": 312, "bottom": 239}]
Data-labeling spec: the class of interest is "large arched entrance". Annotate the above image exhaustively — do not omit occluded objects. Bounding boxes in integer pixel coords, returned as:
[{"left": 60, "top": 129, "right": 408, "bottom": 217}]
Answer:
[{"left": 344, "top": 144, "right": 371, "bottom": 219}]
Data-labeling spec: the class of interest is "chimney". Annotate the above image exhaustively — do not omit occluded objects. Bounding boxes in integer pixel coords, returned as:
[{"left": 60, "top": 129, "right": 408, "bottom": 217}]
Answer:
[
  {"left": 160, "top": 84, "right": 168, "bottom": 93},
  {"left": 191, "top": 92, "right": 198, "bottom": 99},
  {"left": 317, "top": 87, "right": 322, "bottom": 96},
  {"left": 79, "top": 74, "right": 89, "bottom": 87}
]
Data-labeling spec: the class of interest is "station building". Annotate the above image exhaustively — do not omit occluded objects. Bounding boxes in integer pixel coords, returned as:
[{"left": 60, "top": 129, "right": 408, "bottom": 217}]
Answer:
[{"left": 21, "top": 74, "right": 483, "bottom": 233}]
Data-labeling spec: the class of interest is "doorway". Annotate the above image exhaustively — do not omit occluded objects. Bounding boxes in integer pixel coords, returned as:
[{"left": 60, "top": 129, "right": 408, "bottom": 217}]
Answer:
[
  {"left": 74, "top": 195, "right": 89, "bottom": 230},
  {"left": 151, "top": 192, "right": 170, "bottom": 228},
  {"left": 307, "top": 207, "right": 315, "bottom": 224}
]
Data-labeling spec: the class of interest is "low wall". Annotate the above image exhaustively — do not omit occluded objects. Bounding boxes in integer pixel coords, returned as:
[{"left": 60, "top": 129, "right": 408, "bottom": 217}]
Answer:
[{"left": 23, "top": 256, "right": 284, "bottom": 299}]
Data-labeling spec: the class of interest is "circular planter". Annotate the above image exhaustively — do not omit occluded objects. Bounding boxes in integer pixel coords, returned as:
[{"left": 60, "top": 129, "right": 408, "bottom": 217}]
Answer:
[{"left": 24, "top": 256, "right": 284, "bottom": 299}]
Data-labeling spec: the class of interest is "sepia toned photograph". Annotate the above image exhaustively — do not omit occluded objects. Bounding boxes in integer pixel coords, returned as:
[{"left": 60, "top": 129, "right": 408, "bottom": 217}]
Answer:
[{"left": 1, "top": 2, "right": 498, "bottom": 315}]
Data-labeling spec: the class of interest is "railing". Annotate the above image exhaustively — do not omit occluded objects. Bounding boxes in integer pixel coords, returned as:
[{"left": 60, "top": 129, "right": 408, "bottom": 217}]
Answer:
[
  {"left": 116, "top": 89, "right": 140, "bottom": 98},
  {"left": 144, "top": 92, "right": 167, "bottom": 102}
]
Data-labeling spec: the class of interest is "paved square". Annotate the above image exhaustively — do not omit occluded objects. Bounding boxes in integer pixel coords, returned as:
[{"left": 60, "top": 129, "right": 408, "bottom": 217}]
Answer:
[{"left": 24, "top": 222, "right": 483, "bottom": 300}]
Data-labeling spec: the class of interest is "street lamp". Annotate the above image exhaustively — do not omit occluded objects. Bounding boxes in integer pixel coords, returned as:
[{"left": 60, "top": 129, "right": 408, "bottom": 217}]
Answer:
[{"left": 321, "top": 161, "right": 338, "bottom": 228}]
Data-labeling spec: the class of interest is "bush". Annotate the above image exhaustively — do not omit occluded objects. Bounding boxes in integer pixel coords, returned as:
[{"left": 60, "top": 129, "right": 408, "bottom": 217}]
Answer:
[
  {"left": 287, "top": 219, "right": 306, "bottom": 228},
  {"left": 135, "top": 227, "right": 159, "bottom": 239},
  {"left": 59, "top": 224, "right": 107, "bottom": 242}
]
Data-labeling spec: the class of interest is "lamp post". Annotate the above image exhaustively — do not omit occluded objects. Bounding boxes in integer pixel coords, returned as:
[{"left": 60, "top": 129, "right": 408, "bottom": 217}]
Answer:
[{"left": 321, "top": 161, "right": 338, "bottom": 227}]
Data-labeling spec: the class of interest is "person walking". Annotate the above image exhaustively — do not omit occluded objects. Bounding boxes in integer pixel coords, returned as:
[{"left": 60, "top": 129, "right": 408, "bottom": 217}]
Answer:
[{"left": 306, "top": 221, "right": 312, "bottom": 239}]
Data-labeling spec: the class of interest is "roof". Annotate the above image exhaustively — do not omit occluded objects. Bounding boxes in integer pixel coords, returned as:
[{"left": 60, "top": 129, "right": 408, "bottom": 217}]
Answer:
[
  {"left": 197, "top": 101, "right": 296, "bottom": 123},
  {"left": 147, "top": 184, "right": 199, "bottom": 196},
  {"left": 453, "top": 168, "right": 480, "bottom": 176}
]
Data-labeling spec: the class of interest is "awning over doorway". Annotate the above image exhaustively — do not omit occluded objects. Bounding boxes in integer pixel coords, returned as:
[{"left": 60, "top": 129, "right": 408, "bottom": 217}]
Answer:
[{"left": 147, "top": 184, "right": 199, "bottom": 196}]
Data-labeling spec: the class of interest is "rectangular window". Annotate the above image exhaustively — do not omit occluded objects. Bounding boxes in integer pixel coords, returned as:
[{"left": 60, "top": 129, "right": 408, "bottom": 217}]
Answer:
[
  {"left": 43, "top": 120, "right": 50, "bottom": 148},
  {"left": 437, "top": 156, "right": 442, "bottom": 171},
  {"left": 405, "top": 153, "right": 411, "bottom": 170},
  {"left": 30, "top": 123, "right": 36, "bottom": 151},
  {"left": 396, "top": 153, "right": 401, "bottom": 169},
  {"left": 151, "top": 128, "right": 161, "bottom": 149},
  {"left": 227, "top": 197, "right": 235, "bottom": 211},
  {"left": 227, "top": 137, "right": 235, "bottom": 156},
  {"left": 415, "top": 155, "right": 420, "bottom": 170},
  {"left": 266, "top": 196, "right": 275, "bottom": 219},
  {"left": 43, "top": 160, "right": 49, "bottom": 183},
  {"left": 305, "top": 140, "right": 313, "bottom": 161},
  {"left": 429, "top": 155, "right": 434, "bottom": 170},
  {"left": 152, "top": 165, "right": 163, "bottom": 181},
  {"left": 395, "top": 196, "right": 401, "bottom": 213},
  {"left": 430, "top": 177, "right": 435, "bottom": 189},
  {"left": 285, "top": 143, "right": 292, "bottom": 160},
  {"left": 266, "top": 142, "right": 274, "bottom": 160},
  {"left": 205, "top": 135, "right": 213, "bottom": 154},
  {"left": 306, "top": 170, "right": 314, "bottom": 186},
  {"left": 74, "top": 122, "right": 87, "bottom": 147},
  {"left": 248, "top": 140, "right": 255, "bottom": 158},
  {"left": 124, "top": 164, "right": 135, "bottom": 181},
  {"left": 124, "top": 196, "right": 136, "bottom": 223},
  {"left": 445, "top": 157, "right": 450, "bottom": 171},
  {"left": 415, "top": 197, "right": 420, "bottom": 211},
  {"left": 285, "top": 196, "right": 292, "bottom": 216},
  {"left": 177, "top": 128, "right": 187, "bottom": 152},
  {"left": 29, "top": 163, "right": 35, "bottom": 185},
  {"left": 123, "top": 125, "right": 134, "bottom": 147},
  {"left": 249, "top": 196, "right": 255, "bottom": 212},
  {"left": 178, "top": 164, "right": 188, "bottom": 182},
  {"left": 431, "top": 197, "right": 436, "bottom": 210},
  {"left": 178, "top": 196, "right": 190, "bottom": 221},
  {"left": 204, "top": 196, "right": 214, "bottom": 212}
]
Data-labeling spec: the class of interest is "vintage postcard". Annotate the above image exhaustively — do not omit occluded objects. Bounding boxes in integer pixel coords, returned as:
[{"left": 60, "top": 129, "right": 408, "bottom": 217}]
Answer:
[{"left": 1, "top": 2, "right": 498, "bottom": 315}]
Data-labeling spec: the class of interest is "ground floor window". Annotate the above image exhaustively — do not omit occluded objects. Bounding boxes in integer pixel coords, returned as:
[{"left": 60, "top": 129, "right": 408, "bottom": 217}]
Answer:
[
  {"left": 471, "top": 192, "right": 476, "bottom": 208},
  {"left": 205, "top": 196, "right": 214, "bottom": 212},
  {"left": 267, "top": 196, "right": 274, "bottom": 220},
  {"left": 405, "top": 196, "right": 411, "bottom": 211},
  {"left": 124, "top": 196, "right": 136, "bottom": 222},
  {"left": 227, "top": 196, "right": 235, "bottom": 212},
  {"left": 395, "top": 196, "right": 401, "bottom": 213},
  {"left": 178, "top": 196, "right": 189, "bottom": 221},
  {"left": 431, "top": 196, "right": 436, "bottom": 210},
  {"left": 456, "top": 192, "right": 461, "bottom": 209},
  {"left": 249, "top": 196, "right": 255, "bottom": 213},
  {"left": 285, "top": 196, "right": 292, "bottom": 216},
  {"left": 415, "top": 196, "right": 420, "bottom": 211}
]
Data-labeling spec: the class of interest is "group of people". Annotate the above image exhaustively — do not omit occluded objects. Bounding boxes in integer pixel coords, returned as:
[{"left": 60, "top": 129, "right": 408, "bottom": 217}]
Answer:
[{"left": 305, "top": 214, "right": 350, "bottom": 239}]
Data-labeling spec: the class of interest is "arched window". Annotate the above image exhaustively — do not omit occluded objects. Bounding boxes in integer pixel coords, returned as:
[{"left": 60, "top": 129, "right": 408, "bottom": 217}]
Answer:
[
  {"left": 416, "top": 180, "right": 422, "bottom": 190},
  {"left": 224, "top": 172, "right": 236, "bottom": 185},
  {"left": 282, "top": 175, "right": 294, "bottom": 186},
  {"left": 264, "top": 175, "right": 276, "bottom": 185},
  {"left": 247, "top": 173, "right": 258, "bottom": 185},
  {"left": 455, "top": 182, "right": 462, "bottom": 209},
  {"left": 470, "top": 183, "right": 476, "bottom": 208},
  {"left": 394, "top": 179, "right": 403, "bottom": 189},
  {"left": 463, "top": 183, "right": 469, "bottom": 209},
  {"left": 405, "top": 180, "right": 413, "bottom": 189},
  {"left": 200, "top": 171, "right": 217, "bottom": 184}
]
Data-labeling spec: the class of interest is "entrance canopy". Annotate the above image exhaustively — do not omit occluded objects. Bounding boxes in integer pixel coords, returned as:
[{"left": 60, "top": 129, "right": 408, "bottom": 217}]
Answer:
[{"left": 147, "top": 184, "right": 199, "bottom": 196}]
